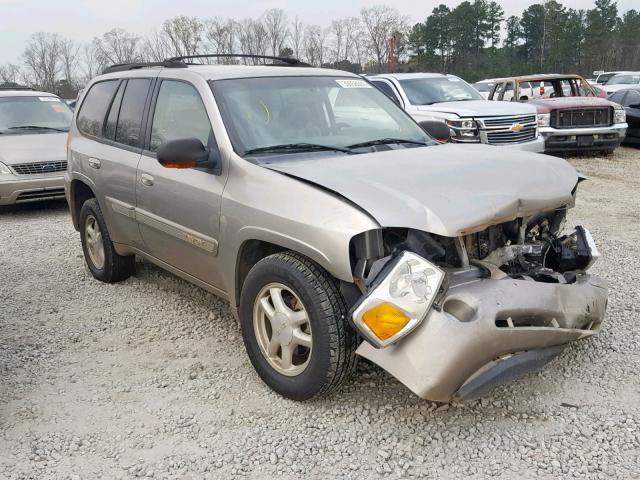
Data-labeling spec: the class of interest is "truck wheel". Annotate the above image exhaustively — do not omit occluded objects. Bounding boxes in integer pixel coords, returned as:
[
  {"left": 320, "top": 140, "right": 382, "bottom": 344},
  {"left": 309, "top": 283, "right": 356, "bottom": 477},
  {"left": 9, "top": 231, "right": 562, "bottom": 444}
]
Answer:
[
  {"left": 239, "top": 252, "right": 358, "bottom": 400},
  {"left": 79, "top": 198, "right": 134, "bottom": 283}
]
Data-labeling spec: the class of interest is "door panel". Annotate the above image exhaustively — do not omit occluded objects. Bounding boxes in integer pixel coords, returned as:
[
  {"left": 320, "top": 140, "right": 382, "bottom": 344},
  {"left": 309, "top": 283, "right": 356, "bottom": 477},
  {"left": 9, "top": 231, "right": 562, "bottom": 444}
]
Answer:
[{"left": 135, "top": 79, "right": 225, "bottom": 289}]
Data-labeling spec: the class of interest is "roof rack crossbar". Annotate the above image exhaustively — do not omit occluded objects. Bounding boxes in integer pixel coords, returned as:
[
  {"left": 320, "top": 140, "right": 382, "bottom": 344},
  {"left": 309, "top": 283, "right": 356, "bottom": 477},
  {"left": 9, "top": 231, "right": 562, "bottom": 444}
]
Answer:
[
  {"left": 102, "top": 60, "right": 187, "bottom": 75},
  {"left": 165, "top": 53, "right": 310, "bottom": 67}
]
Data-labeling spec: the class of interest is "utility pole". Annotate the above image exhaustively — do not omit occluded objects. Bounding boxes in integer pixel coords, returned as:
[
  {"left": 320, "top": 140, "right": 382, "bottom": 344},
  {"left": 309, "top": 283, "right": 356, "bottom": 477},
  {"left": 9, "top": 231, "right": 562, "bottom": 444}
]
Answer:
[{"left": 388, "top": 34, "right": 396, "bottom": 73}]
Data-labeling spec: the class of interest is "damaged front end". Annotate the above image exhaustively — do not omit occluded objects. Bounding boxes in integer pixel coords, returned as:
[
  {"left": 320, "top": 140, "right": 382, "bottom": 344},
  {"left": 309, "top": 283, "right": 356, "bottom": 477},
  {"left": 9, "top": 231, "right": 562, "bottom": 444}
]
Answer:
[{"left": 349, "top": 204, "right": 608, "bottom": 402}]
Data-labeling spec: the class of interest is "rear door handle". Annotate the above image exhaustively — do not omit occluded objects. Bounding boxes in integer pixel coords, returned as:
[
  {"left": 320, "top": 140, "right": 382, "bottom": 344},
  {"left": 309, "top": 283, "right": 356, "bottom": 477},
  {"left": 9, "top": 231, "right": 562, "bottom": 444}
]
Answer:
[
  {"left": 87, "top": 158, "right": 101, "bottom": 169},
  {"left": 140, "top": 174, "right": 154, "bottom": 186}
]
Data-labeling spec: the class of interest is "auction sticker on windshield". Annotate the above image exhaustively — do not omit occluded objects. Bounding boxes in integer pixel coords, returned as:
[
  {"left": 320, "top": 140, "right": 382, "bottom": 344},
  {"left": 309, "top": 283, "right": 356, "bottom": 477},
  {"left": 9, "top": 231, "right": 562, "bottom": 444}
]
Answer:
[
  {"left": 336, "top": 79, "right": 371, "bottom": 89},
  {"left": 38, "top": 97, "right": 60, "bottom": 102}
]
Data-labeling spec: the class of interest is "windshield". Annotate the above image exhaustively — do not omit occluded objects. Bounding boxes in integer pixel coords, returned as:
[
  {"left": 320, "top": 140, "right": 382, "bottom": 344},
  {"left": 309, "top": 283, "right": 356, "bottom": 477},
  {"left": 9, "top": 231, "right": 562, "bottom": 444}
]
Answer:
[
  {"left": 597, "top": 73, "right": 617, "bottom": 84},
  {"left": 0, "top": 95, "right": 73, "bottom": 134},
  {"left": 211, "top": 76, "right": 433, "bottom": 156},
  {"left": 399, "top": 77, "right": 483, "bottom": 105},
  {"left": 473, "top": 81, "right": 494, "bottom": 92},
  {"left": 607, "top": 74, "right": 640, "bottom": 85}
]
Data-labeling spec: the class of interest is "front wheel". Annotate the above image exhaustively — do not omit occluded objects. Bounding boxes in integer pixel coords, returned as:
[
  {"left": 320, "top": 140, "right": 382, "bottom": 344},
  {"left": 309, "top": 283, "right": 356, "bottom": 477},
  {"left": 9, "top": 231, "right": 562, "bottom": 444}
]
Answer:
[{"left": 239, "top": 252, "right": 358, "bottom": 400}]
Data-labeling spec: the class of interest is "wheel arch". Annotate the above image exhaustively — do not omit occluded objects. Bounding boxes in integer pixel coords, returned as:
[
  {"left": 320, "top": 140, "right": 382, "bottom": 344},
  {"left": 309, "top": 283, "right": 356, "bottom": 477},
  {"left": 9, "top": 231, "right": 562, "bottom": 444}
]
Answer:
[{"left": 69, "top": 178, "right": 97, "bottom": 231}]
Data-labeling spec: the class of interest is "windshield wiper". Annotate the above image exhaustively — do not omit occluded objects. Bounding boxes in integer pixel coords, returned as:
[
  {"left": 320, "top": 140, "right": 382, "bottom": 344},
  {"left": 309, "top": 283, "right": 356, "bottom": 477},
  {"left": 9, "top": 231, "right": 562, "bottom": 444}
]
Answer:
[
  {"left": 347, "top": 138, "right": 428, "bottom": 149},
  {"left": 8, "top": 125, "right": 68, "bottom": 132},
  {"left": 244, "top": 143, "right": 351, "bottom": 155}
]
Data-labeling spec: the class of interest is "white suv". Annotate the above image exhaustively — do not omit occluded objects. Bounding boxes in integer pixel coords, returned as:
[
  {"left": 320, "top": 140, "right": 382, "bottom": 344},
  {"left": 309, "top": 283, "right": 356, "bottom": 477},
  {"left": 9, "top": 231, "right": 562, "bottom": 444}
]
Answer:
[{"left": 369, "top": 73, "right": 544, "bottom": 152}]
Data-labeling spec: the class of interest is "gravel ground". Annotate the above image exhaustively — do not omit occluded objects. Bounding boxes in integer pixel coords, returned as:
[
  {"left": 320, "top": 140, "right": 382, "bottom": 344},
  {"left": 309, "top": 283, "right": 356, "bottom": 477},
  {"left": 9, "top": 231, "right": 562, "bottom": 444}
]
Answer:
[{"left": 1, "top": 147, "right": 639, "bottom": 480}]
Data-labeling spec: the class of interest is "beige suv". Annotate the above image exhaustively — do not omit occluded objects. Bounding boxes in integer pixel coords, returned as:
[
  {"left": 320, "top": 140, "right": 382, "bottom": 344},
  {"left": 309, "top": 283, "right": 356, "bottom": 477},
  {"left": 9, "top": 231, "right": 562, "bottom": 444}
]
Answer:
[{"left": 66, "top": 55, "right": 608, "bottom": 402}]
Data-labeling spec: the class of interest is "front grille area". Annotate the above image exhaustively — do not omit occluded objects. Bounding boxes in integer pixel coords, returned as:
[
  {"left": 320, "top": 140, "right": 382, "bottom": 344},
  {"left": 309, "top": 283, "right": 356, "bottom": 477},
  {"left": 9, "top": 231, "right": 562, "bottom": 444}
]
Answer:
[
  {"left": 482, "top": 115, "right": 536, "bottom": 127},
  {"left": 552, "top": 108, "right": 612, "bottom": 128},
  {"left": 16, "top": 188, "right": 65, "bottom": 202},
  {"left": 11, "top": 160, "right": 67, "bottom": 175},
  {"left": 480, "top": 115, "right": 538, "bottom": 145},
  {"left": 486, "top": 127, "right": 537, "bottom": 145}
]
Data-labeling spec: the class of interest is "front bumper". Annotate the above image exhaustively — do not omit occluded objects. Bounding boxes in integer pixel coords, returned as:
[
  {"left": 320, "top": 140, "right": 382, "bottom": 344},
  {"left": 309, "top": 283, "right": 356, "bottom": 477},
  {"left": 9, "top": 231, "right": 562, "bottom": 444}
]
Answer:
[
  {"left": 356, "top": 273, "right": 608, "bottom": 402},
  {"left": 0, "top": 175, "right": 66, "bottom": 205},
  {"left": 495, "top": 134, "right": 545, "bottom": 153},
  {"left": 540, "top": 123, "right": 627, "bottom": 152}
]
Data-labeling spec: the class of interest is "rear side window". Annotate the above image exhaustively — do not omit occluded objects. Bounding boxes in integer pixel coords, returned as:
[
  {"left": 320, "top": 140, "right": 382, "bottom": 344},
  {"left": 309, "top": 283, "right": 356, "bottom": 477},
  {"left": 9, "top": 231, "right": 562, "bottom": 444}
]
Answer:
[
  {"left": 104, "top": 81, "right": 125, "bottom": 140},
  {"left": 77, "top": 80, "right": 119, "bottom": 137},
  {"left": 115, "top": 79, "right": 151, "bottom": 148}
]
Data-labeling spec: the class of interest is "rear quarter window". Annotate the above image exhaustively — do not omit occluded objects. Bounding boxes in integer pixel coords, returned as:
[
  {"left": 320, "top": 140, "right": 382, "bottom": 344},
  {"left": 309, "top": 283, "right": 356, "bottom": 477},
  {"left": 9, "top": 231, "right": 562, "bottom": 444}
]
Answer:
[{"left": 76, "top": 80, "right": 119, "bottom": 138}]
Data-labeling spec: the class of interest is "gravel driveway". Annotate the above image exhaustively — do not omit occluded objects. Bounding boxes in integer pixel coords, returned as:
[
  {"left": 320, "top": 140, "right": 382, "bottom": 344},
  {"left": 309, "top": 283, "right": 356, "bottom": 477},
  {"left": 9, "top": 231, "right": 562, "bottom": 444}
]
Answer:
[{"left": 1, "top": 148, "right": 639, "bottom": 479}]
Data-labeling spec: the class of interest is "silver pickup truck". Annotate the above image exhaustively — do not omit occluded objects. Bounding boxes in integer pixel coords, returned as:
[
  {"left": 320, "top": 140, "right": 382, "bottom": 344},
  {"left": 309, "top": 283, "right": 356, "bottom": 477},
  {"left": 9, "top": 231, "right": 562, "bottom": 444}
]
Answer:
[{"left": 66, "top": 56, "right": 607, "bottom": 402}]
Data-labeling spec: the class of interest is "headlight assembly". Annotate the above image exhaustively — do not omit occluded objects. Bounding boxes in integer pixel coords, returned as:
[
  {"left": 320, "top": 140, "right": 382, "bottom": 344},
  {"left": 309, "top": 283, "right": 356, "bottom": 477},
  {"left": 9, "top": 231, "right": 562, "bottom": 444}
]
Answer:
[
  {"left": 352, "top": 251, "right": 445, "bottom": 348},
  {"left": 446, "top": 118, "right": 479, "bottom": 142},
  {"left": 538, "top": 113, "right": 551, "bottom": 127},
  {"left": 613, "top": 105, "right": 626, "bottom": 124},
  {"left": 0, "top": 162, "right": 14, "bottom": 175}
]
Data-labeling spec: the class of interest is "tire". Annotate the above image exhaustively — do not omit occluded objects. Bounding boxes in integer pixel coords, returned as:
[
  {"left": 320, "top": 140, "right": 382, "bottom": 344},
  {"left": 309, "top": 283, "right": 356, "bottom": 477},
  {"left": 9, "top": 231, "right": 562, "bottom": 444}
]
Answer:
[
  {"left": 79, "top": 198, "right": 134, "bottom": 283},
  {"left": 239, "top": 251, "right": 358, "bottom": 400}
]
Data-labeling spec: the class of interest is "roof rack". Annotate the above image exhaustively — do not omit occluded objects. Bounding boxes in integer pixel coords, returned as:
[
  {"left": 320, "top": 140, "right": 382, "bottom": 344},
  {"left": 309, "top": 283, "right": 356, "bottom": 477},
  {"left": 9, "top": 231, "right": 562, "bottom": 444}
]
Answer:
[
  {"left": 166, "top": 54, "right": 310, "bottom": 67},
  {"left": 0, "top": 85, "right": 35, "bottom": 91},
  {"left": 102, "top": 60, "right": 186, "bottom": 75},
  {"left": 102, "top": 53, "right": 310, "bottom": 74}
]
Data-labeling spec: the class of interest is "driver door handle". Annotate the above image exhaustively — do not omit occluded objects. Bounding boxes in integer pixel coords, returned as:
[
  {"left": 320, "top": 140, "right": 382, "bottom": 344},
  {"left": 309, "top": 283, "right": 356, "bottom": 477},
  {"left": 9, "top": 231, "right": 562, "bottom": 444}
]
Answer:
[{"left": 140, "top": 174, "right": 154, "bottom": 186}]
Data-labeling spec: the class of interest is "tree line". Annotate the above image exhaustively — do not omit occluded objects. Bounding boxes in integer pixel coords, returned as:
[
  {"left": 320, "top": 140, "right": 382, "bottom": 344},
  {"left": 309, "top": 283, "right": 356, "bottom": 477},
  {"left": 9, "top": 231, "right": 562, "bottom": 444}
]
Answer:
[{"left": 0, "top": 1, "right": 638, "bottom": 97}]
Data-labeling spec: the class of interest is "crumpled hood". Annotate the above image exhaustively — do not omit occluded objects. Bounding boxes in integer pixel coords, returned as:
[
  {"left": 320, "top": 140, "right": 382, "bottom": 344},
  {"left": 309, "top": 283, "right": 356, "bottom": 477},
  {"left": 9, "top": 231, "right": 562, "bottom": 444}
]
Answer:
[
  {"left": 265, "top": 144, "right": 578, "bottom": 237},
  {"left": 0, "top": 132, "right": 67, "bottom": 165},
  {"left": 414, "top": 100, "right": 536, "bottom": 118}
]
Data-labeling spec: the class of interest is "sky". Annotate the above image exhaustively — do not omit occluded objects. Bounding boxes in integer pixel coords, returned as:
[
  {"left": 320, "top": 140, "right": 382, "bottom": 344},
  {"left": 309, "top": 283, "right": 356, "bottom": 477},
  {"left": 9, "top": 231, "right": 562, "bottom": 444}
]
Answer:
[{"left": 0, "top": 0, "right": 637, "bottom": 64}]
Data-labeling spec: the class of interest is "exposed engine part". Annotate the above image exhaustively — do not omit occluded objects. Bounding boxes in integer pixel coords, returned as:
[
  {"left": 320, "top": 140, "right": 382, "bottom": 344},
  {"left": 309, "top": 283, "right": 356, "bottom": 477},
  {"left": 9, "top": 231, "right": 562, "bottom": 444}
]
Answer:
[
  {"left": 483, "top": 244, "right": 543, "bottom": 268},
  {"left": 544, "top": 226, "right": 600, "bottom": 272}
]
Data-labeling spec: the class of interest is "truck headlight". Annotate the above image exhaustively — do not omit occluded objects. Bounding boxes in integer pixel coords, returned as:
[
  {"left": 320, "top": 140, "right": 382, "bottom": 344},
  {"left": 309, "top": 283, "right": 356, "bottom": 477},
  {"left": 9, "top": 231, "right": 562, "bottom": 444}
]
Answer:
[
  {"left": 446, "top": 118, "right": 479, "bottom": 142},
  {"left": 352, "top": 251, "right": 445, "bottom": 348},
  {"left": 538, "top": 113, "right": 551, "bottom": 127},
  {"left": 0, "top": 162, "right": 14, "bottom": 175},
  {"left": 613, "top": 105, "right": 626, "bottom": 124}
]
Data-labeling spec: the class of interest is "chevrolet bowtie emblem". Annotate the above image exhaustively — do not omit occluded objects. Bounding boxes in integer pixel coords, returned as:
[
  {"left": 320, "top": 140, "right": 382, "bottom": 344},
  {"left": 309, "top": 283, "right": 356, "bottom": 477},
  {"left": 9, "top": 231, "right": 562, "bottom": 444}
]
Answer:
[{"left": 510, "top": 123, "right": 524, "bottom": 132}]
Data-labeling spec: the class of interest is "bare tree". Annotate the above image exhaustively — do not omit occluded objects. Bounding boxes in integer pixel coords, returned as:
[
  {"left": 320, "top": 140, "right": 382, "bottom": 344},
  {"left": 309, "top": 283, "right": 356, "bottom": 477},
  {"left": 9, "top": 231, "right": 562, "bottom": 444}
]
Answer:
[
  {"left": 205, "top": 18, "right": 237, "bottom": 61},
  {"left": 60, "top": 38, "right": 80, "bottom": 86},
  {"left": 262, "top": 9, "right": 289, "bottom": 56},
  {"left": 343, "top": 17, "right": 362, "bottom": 63},
  {"left": 303, "top": 25, "right": 327, "bottom": 66},
  {"left": 360, "top": 6, "right": 407, "bottom": 70},
  {"left": 161, "top": 16, "right": 204, "bottom": 58},
  {"left": 22, "top": 32, "right": 65, "bottom": 91},
  {"left": 330, "top": 19, "right": 346, "bottom": 62},
  {"left": 141, "top": 30, "right": 172, "bottom": 62},
  {"left": 0, "top": 63, "right": 22, "bottom": 85},
  {"left": 93, "top": 29, "right": 142, "bottom": 67},
  {"left": 80, "top": 42, "right": 104, "bottom": 83},
  {"left": 290, "top": 17, "right": 304, "bottom": 59},
  {"left": 237, "top": 19, "right": 268, "bottom": 61}
]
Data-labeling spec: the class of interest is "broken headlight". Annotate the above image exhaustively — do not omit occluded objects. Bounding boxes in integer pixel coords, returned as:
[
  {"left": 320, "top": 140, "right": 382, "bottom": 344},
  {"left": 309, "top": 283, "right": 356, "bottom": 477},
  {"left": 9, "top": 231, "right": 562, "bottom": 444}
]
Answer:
[
  {"left": 352, "top": 251, "right": 445, "bottom": 348},
  {"left": 538, "top": 113, "right": 551, "bottom": 127},
  {"left": 446, "top": 118, "right": 480, "bottom": 143},
  {"left": 613, "top": 105, "right": 626, "bottom": 124}
]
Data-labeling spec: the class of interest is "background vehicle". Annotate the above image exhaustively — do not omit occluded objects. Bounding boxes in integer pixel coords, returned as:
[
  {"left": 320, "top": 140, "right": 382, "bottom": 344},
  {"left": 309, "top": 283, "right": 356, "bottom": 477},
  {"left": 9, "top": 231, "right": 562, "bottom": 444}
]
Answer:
[
  {"left": 471, "top": 79, "right": 496, "bottom": 99},
  {"left": 369, "top": 73, "right": 544, "bottom": 152},
  {"left": 0, "top": 86, "right": 72, "bottom": 205},
  {"left": 489, "top": 74, "right": 627, "bottom": 153},
  {"left": 602, "top": 72, "right": 640, "bottom": 94},
  {"left": 591, "top": 71, "right": 624, "bottom": 86},
  {"left": 66, "top": 57, "right": 606, "bottom": 403},
  {"left": 608, "top": 87, "right": 640, "bottom": 145}
]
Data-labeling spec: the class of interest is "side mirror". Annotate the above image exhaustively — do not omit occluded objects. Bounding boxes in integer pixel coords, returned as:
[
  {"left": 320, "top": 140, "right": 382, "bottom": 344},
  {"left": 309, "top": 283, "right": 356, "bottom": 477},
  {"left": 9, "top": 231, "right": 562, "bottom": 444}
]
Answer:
[
  {"left": 628, "top": 103, "right": 640, "bottom": 109},
  {"left": 157, "top": 137, "right": 220, "bottom": 173},
  {"left": 419, "top": 120, "right": 450, "bottom": 143}
]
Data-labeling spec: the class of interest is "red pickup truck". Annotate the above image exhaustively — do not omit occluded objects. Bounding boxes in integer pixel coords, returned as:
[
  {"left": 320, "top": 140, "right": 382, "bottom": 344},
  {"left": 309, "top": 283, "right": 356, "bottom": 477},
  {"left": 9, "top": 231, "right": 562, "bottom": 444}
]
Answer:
[{"left": 488, "top": 74, "right": 627, "bottom": 153}]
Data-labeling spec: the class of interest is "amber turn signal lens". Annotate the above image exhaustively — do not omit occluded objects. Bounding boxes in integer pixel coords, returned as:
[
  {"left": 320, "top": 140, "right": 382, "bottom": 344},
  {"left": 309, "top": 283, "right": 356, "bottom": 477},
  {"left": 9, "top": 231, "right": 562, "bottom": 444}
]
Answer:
[{"left": 361, "top": 303, "right": 410, "bottom": 341}]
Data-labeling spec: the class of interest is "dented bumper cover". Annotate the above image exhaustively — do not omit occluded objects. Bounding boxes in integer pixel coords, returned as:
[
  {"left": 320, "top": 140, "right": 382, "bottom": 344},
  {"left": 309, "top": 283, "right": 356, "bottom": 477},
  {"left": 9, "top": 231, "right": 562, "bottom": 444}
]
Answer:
[{"left": 356, "top": 273, "right": 608, "bottom": 402}]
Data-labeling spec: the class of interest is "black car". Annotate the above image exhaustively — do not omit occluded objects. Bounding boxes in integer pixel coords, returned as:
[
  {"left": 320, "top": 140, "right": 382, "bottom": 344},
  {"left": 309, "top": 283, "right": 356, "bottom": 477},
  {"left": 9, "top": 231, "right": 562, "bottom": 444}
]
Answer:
[{"left": 608, "top": 87, "right": 640, "bottom": 146}]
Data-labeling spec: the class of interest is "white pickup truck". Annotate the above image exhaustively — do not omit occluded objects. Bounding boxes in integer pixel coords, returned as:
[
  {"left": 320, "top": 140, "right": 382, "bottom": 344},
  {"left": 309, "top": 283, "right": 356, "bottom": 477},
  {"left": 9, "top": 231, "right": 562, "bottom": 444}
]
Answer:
[{"left": 368, "top": 73, "right": 544, "bottom": 152}]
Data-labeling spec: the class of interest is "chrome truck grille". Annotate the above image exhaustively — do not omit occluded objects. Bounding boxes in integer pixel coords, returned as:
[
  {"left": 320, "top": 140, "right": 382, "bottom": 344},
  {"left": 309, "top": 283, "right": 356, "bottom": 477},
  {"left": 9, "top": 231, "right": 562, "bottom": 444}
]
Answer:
[
  {"left": 478, "top": 115, "right": 538, "bottom": 145},
  {"left": 11, "top": 160, "right": 67, "bottom": 175},
  {"left": 551, "top": 108, "right": 612, "bottom": 128}
]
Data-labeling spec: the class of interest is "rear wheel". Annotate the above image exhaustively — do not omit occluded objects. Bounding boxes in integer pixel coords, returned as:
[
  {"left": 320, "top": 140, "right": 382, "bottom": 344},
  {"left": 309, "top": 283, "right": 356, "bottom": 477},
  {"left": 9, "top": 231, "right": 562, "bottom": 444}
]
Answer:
[
  {"left": 239, "top": 252, "right": 358, "bottom": 400},
  {"left": 79, "top": 198, "right": 134, "bottom": 282}
]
